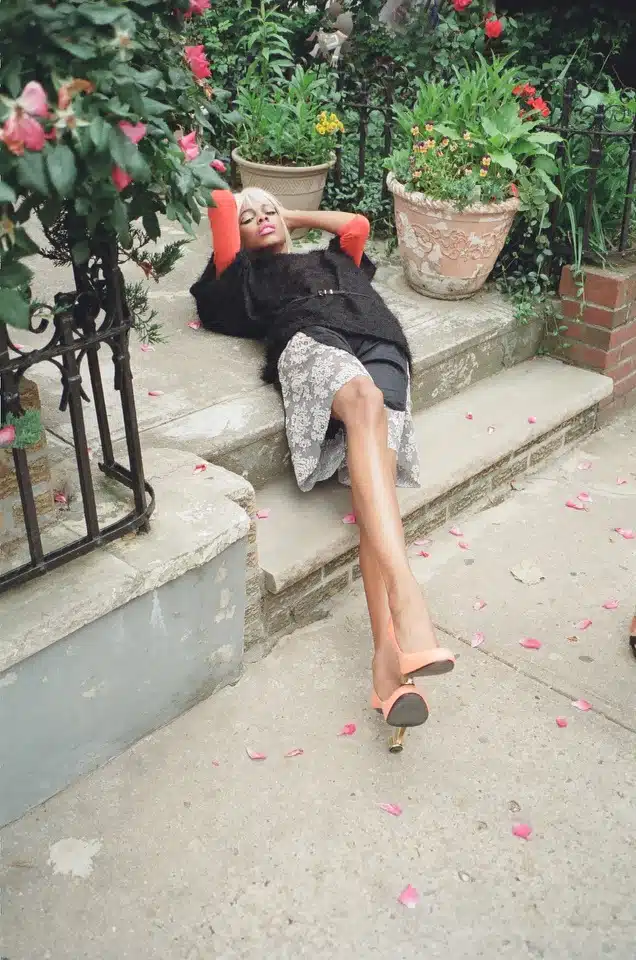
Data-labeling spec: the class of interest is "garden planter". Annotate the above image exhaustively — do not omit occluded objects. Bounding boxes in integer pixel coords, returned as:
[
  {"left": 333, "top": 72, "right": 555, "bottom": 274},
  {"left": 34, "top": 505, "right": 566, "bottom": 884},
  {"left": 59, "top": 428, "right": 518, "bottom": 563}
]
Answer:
[
  {"left": 232, "top": 150, "right": 334, "bottom": 238},
  {"left": 387, "top": 173, "right": 519, "bottom": 300}
]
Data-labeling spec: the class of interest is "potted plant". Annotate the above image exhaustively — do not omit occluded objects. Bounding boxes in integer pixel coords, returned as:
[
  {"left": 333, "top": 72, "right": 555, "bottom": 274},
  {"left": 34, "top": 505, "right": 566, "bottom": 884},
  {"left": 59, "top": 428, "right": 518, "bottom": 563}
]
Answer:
[
  {"left": 385, "top": 56, "right": 562, "bottom": 299},
  {"left": 232, "top": 65, "right": 343, "bottom": 230}
]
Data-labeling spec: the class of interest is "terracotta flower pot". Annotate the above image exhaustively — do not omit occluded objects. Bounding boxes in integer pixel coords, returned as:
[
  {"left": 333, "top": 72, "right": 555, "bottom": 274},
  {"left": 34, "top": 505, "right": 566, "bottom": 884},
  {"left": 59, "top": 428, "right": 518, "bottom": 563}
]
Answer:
[
  {"left": 232, "top": 149, "right": 334, "bottom": 238},
  {"left": 387, "top": 173, "right": 520, "bottom": 300}
]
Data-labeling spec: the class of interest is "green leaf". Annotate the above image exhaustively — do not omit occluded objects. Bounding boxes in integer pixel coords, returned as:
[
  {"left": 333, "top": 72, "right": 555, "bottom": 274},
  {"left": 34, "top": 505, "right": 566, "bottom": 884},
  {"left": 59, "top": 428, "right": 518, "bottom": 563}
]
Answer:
[
  {"left": 0, "top": 288, "right": 30, "bottom": 328},
  {"left": 46, "top": 145, "right": 77, "bottom": 197},
  {"left": 481, "top": 117, "right": 501, "bottom": 138},
  {"left": 53, "top": 37, "right": 96, "bottom": 59},
  {"left": 529, "top": 132, "right": 562, "bottom": 146},
  {"left": 489, "top": 150, "right": 518, "bottom": 174},
  {"left": 0, "top": 260, "right": 33, "bottom": 288},
  {"left": 0, "top": 180, "right": 16, "bottom": 203},
  {"left": 90, "top": 116, "right": 110, "bottom": 151},
  {"left": 16, "top": 152, "right": 48, "bottom": 195},
  {"left": 140, "top": 97, "right": 172, "bottom": 116},
  {"left": 79, "top": 3, "right": 124, "bottom": 24},
  {"left": 535, "top": 167, "right": 562, "bottom": 197}
]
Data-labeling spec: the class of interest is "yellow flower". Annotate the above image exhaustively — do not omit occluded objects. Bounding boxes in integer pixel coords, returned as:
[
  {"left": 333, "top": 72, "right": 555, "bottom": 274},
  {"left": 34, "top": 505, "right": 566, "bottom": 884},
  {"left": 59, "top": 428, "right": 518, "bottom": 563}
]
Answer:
[
  {"left": 463, "top": 131, "right": 471, "bottom": 141},
  {"left": 426, "top": 138, "right": 435, "bottom": 148},
  {"left": 315, "top": 123, "right": 327, "bottom": 135},
  {"left": 411, "top": 125, "right": 420, "bottom": 136},
  {"left": 330, "top": 113, "right": 338, "bottom": 122},
  {"left": 441, "top": 138, "right": 449, "bottom": 147},
  {"left": 425, "top": 123, "right": 434, "bottom": 132},
  {"left": 482, "top": 156, "right": 491, "bottom": 167},
  {"left": 479, "top": 168, "right": 488, "bottom": 178}
]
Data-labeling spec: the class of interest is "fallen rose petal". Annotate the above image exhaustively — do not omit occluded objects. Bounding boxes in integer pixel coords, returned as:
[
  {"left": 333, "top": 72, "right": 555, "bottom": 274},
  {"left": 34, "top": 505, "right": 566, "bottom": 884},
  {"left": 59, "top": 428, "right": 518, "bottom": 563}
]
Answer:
[
  {"left": 572, "top": 699, "right": 591, "bottom": 712},
  {"left": 512, "top": 823, "right": 533, "bottom": 840},
  {"left": 193, "top": 463, "right": 207, "bottom": 474},
  {"left": 414, "top": 538, "right": 432, "bottom": 546},
  {"left": 577, "top": 492, "right": 592, "bottom": 503},
  {"left": 616, "top": 477, "right": 628, "bottom": 485},
  {"left": 519, "top": 637, "right": 542, "bottom": 650},
  {"left": 284, "top": 748, "right": 304, "bottom": 758},
  {"left": 578, "top": 460, "right": 593, "bottom": 470},
  {"left": 148, "top": 390, "right": 163, "bottom": 397},
  {"left": 12, "top": 343, "right": 25, "bottom": 350},
  {"left": 576, "top": 619, "right": 592, "bottom": 631},
  {"left": 379, "top": 803, "right": 403, "bottom": 817},
  {"left": 0, "top": 425, "right": 16, "bottom": 447},
  {"left": 338, "top": 723, "right": 356, "bottom": 736},
  {"left": 140, "top": 344, "right": 154, "bottom": 353},
  {"left": 465, "top": 412, "right": 473, "bottom": 420},
  {"left": 342, "top": 513, "right": 357, "bottom": 524},
  {"left": 527, "top": 416, "right": 537, "bottom": 424},
  {"left": 246, "top": 749, "right": 267, "bottom": 760},
  {"left": 211, "top": 759, "right": 220, "bottom": 767},
  {"left": 397, "top": 885, "right": 420, "bottom": 908},
  {"left": 53, "top": 491, "right": 68, "bottom": 505},
  {"left": 256, "top": 509, "right": 270, "bottom": 519},
  {"left": 417, "top": 551, "right": 430, "bottom": 558},
  {"left": 565, "top": 500, "right": 586, "bottom": 511},
  {"left": 449, "top": 526, "right": 463, "bottom": 536},
  {"left": 473, "top": 599, "right": 487, "bottom": 611},
  {"left": 615, "top": 527, "right": 635, "bottom": 540},
  {"left": 458, "top": 541, "right": 470, "bottom": 550},
  {"left": 602, "top": 599, "right": 619, "bottom": 610},
  {"left": 555, "top": 717, "right": 568, "bottom": 728},
  {"left": 187, "top": 320, "right": 202, "bottom": 330},
  {"left": 471, "top": 631, "right": 485, "bottom": 648}
]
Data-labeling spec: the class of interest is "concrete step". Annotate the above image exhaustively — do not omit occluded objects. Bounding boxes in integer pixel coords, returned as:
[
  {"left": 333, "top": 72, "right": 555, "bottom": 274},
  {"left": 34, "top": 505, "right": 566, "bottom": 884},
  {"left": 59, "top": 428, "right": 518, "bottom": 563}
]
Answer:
[{"left": 254, "top": 358, "right": 613, "bottom": 636}]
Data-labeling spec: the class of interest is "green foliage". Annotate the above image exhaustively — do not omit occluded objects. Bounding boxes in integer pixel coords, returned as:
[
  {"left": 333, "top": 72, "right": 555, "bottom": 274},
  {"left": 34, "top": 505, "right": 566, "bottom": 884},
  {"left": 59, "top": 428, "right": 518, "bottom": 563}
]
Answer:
[
  {"left": 1, "top": 408, "right": 42, "bottom": 448},
  {"left": 0, "top": 0, "right": 228, "bottom": 329}
]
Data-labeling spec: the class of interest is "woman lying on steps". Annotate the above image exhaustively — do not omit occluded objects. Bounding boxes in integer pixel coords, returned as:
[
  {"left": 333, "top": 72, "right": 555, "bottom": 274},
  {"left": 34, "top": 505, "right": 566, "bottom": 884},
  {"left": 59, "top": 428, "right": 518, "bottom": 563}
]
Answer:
[{"left": 190, "top": 188, "right": 455, "bottom": 750}]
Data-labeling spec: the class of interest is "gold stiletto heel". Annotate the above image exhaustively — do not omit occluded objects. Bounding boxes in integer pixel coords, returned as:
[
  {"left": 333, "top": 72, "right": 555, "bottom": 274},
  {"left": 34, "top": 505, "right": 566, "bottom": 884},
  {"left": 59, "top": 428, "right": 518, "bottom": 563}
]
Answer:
[
  {"left": 370, "top": 677, "right": 428, "bottom": 753},
  {"left": 389, "top": 727, "right": 407, "bottom": 753}
]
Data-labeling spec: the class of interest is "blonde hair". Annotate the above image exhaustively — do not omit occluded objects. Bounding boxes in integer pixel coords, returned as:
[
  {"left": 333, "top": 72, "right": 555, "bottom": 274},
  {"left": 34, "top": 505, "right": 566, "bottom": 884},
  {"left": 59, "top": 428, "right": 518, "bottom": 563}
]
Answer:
[{"left": 234, "top": 187, "right": 293, "bottom": 253}]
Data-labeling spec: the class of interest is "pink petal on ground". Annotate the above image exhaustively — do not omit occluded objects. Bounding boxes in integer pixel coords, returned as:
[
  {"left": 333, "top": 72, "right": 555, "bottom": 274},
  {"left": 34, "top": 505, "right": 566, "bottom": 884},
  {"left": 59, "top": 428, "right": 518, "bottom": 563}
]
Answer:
[
  {"left": 193, "top": 463, "right": 207, "bottom": 474},
  {"left": 246, "top": 749, "right": 267, "bottom": 760},
  {"left": 471, "top": 632, "right": 485, "bottom": 648},
  {"left": 0, "top": 425, "right": 16, "bottom": 447},
  {"left": 397, "top": 885, "right": 420, "bottom": 908},
  {"left": 379, "top": 803, "right": 403, "bottom": 817},
  {"left": 577, "top": 491, "right": 592, "bottom": 503},
  {"left": 512, "top": 823, "right": 533, "bottom": 840},
  {"left": 519, "top": 637, "right": 542, "bottom": 650},
  {"left": 12, "top": 343, "right": 25, "bottom": 350},
  {"left": 572, "top": 699, "right": 592, "bottom": 712},
  {"left": 465, "top": 412, "right": 473, "bottom": 420},
  {"left": 615, "top": 527, "right": 635, "bottom": 540},
  {"left": 338, "top": 723, "right": 356, "bottom": 736},
  {"left": 417, "top": 551, "right": 430, "bottom": 558},
  {"left": 576, "top": 619, "right": 593, "bottom": 631},
  {"left": 602, "top": 599, "right": 619, "bottom": 610},
  {"left": 458, "top": 541, "right": 470, "bottom": 550},
  {"left": 473, "top": 599, "right": 487, "bottom": 611},
  {"left": 414, "top": 538, "right": 432, "bottom": 546},
  {"left": 211, "top": 760, "right": 220, "bottom": 767},
  {"left": 187, "top": 320, "right": 202, "bottom": 330},
  {"left": 565, "top": 500, "right": 586, "bottom": 511},
  {"left": 556, "top": 717, "right": 568, "bottom": 728},
  {"left": 342, "top": 513, "right": 357, "bottom": 524},
  {"left": 449, "top": 526, "right": 463, "bottom": 536},
  {"left": 616, "top": 477, "right": 628, "bottom": 485},
  {"left": 284, "top": 748, "right": 304, "bottom": 758},
  {"left": 148, "top": 390, "right": 164, "bottom": 397},
  {"left": 527, "top": 416, "right": 537, "bottom": 424},
  {"left": 578, "top": 460, "right": 593, "bottom": 470},
  {"left": 53, "top": 491, "right": 67, "bottom": 505},
  {"left": 256, "top": 509, "right": 270, "bottom": 519},
  {"left": 140, "top": 344, "right": 154, "bottom": 352}
]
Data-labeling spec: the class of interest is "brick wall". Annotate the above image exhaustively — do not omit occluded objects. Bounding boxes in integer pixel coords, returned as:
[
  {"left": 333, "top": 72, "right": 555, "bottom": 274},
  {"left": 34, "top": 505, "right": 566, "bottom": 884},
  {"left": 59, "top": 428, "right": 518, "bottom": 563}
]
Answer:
[
  {"left": 0, "top": 378, "right": 55, "bottom": 546},
  {"left": 558, "top": 262, "right": 636, "bottom": 422}
]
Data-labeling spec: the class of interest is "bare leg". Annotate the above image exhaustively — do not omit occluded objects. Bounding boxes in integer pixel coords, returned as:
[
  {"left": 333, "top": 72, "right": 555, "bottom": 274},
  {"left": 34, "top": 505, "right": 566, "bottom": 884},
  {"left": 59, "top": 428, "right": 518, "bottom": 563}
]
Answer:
[{"left": 332, "top": 376, "right": 437, "bottom": 656}]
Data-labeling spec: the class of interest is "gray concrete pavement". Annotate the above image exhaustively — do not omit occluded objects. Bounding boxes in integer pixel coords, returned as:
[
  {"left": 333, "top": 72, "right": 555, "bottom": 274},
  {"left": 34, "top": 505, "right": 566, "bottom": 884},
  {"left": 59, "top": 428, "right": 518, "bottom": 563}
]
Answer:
[{"left": 1, "top": 414, "right": 635, "bottom": 960}]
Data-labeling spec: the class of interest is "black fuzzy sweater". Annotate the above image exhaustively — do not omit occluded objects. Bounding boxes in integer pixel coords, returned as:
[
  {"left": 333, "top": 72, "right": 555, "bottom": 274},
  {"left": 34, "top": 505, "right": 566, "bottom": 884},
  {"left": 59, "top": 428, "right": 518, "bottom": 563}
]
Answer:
[{"left": 189, "top": 238, "right": 411, "bottom": 389}]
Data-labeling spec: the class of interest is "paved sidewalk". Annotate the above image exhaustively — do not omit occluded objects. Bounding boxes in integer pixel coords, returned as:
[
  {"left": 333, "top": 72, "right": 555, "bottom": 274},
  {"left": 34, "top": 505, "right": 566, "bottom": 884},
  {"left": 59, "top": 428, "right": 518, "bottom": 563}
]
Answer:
[{"left": 1, "top": 414, "right": 635, "bottom": 960}]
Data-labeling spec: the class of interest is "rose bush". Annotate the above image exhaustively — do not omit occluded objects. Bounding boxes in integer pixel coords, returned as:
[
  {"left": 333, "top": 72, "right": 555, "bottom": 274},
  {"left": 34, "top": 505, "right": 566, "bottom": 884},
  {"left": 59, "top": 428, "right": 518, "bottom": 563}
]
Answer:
[{"left": 0, "top": 0, "right": 228, "bottom": 329}]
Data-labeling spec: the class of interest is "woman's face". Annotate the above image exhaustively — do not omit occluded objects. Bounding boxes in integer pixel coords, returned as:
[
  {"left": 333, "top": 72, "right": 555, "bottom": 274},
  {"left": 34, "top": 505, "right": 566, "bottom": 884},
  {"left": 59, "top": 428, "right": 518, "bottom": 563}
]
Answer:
[{"left": 239, "top": 200, "right": 286, "bottom": 253}]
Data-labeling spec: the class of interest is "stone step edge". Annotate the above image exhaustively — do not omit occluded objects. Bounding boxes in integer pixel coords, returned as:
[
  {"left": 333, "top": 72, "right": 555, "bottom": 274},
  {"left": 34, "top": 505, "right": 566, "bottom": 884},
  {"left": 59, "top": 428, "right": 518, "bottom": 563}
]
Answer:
[{"left": 260, "top": 404, "right": 599, "bottom": 638}]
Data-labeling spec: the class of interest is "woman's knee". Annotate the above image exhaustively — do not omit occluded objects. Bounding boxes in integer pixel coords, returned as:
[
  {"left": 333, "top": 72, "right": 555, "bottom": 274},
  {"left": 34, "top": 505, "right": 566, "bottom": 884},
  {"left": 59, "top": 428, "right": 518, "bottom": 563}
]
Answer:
[{"left": 332, "top": 375, "right": 385, "bottom": 427}]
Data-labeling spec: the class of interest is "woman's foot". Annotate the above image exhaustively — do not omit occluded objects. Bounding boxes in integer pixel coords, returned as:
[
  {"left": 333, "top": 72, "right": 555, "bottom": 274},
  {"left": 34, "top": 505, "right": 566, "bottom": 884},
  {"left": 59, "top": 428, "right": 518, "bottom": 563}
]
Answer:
[
  {"left": 371, "top": 641, "right": 404, "bottom": 703},
  {"left": 388, "top": 577, "right": 455, "bottom": 677}
]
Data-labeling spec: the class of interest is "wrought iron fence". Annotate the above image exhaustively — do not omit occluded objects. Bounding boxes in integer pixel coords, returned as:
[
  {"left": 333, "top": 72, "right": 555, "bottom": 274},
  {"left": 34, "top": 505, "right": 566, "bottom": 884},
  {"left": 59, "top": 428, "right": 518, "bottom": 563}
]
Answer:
[{"left": 0, "top": 239, "right": 154, "bottom": 593}]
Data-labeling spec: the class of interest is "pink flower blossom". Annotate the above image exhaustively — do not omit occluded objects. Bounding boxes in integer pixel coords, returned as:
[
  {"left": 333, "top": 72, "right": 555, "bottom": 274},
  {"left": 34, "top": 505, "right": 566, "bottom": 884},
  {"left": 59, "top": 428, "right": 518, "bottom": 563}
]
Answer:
[
  {"left": 184, "top": 0, "right": 211, "bottom": 17},
  {"left": 18, "top": 82, "right": 48, "bottom": 118},
  {"left": 119, "top": 121, "right": 147, "bottom": 144},
  {"left": 0, "top": 81, "right": 49, "bottom": 155},
  {"left": 184, "top": 45, "right": 211, "bottom": 80},
  {"left": 211, "top": 158, "right": 226, "bottom": 173},
  {"left": 178, "top": 131, "right": 200, "bottom": 161},
  {"left": 112, "top": 166, "right": 133, "bottom": 192}
]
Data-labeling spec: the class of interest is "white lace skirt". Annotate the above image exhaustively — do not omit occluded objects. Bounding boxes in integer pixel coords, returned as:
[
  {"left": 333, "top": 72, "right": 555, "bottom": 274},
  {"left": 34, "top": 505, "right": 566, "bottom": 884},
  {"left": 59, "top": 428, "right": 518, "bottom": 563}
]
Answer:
[{"left": 278, "top": 332, "right": 421, "bottom": 493}]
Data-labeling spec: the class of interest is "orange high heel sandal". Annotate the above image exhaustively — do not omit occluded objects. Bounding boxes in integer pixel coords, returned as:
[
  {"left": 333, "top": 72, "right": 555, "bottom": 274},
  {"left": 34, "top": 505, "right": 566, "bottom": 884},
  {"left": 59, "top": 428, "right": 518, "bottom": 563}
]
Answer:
[
  {"left": 388, "top": 619, "right": 455, "bottom": 679},
  {"left": 371, "top": 679, "right": 429, "bottom": 753}
]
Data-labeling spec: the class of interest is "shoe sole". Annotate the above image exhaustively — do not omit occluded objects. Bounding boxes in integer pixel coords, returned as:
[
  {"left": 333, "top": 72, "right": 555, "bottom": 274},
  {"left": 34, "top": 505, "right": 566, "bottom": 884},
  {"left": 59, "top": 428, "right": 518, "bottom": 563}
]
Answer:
[
  {"left": 384, "top": 692, "right": 429, "bottom": 728},
  {"left": 405, "top": 659, "right": 455, "bottom": 679}
]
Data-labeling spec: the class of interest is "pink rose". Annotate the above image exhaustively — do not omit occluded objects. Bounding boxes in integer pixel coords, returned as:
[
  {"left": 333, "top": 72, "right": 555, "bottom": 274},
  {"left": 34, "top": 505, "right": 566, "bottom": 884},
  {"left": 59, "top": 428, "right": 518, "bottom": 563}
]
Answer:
[
  {"left": 485, "top": 17, "right": 503, "bottom": 38},
  {"left": 118, "top": 121, "right": 147, "bottom": 145},
  {"left": 0, "top": 425, "right": 16, "bottom": 447},
  {"left": 112, "top": 166, "right": 133, "bottom": 191},
  {"left": 184, "top": 45, "right": 211, "bottom": 80},
  {"left": 178, "top": 131, "right": 200, "bottom": 161},
  {"left": 18, "top": 82, "right": 48, "bottom": 118},
  {"left": 452, "top": 0, "right": 472, "bottom": 10},
  {"left": 0, "top": 81, "right": 49, "bottom": 155},
  {"left": 184, "top": 0, "right": 210, "bottom": 17},
  {"left": 211, "top": 158, "right": 226, "bottom": 173}
]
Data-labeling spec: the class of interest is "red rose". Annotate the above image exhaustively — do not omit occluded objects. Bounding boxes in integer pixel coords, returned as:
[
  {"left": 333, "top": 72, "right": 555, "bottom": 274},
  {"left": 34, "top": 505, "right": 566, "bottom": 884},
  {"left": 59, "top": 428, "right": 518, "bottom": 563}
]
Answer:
[
  {"left": 452, "top": 0, "right": 472, "bottom": 10},
  {"left": 485, "top": 10, "right": 495, "bottom": 20},
  {"left": 485, "top": 17, "right": 503, "bottom": 38},
  {"left": 524, "top": 84, "right": 536, "bottom": 96},
  {"left": 512, "top": 85, "right": 525, "bottom": 96},
  {"left": 510, "top": 183, "right": 519, "bottom": 197},
  {"left": 184, "top": 45, "right": 211, "bottom": 80},
  {"left": 112, "top": 166, "right": 133, "bottom": 192}
]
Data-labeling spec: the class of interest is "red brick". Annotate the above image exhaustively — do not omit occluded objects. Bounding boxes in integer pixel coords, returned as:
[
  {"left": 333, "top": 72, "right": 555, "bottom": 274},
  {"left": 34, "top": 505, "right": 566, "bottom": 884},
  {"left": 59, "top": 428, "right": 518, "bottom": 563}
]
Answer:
[
  {"left": 560, "top": 321, "right": 611, "bottom": 350},
  {"left": 560, "top": 297, "right": 628, "bottom": 330},
  {"left": 614, "top": 368, "right": 636, "bottom": 398},
  {"left": 610, "top": 318, "right": 636, "bottom": 349},
  {"left": 620, "top": 336, "right": 636, "bottom": 361},
  {"left": 565, "top": 341, "right": 621, "bottom": 371},
  {"left": 559, "top": 265, "right": 634, "bottom": 309},
  {"left": 606, "top": 357, "right": 634, "bottom": 383}
]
